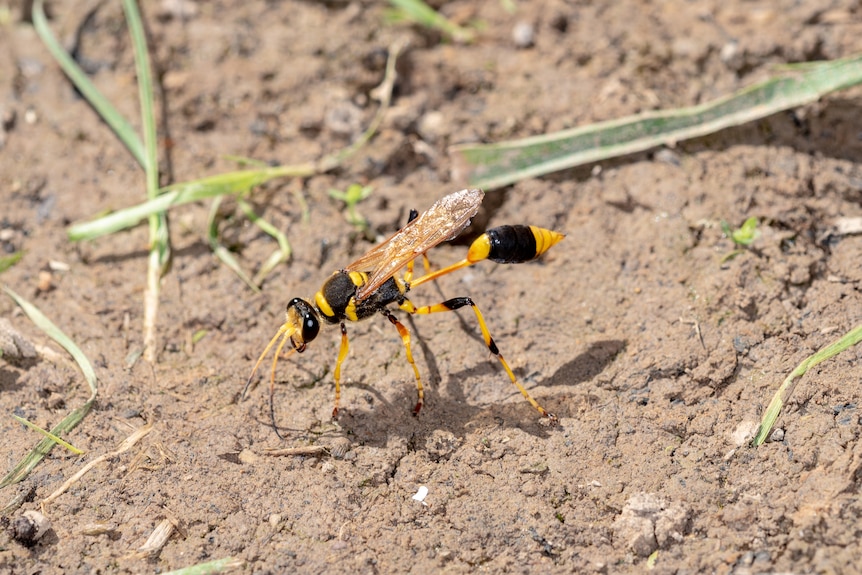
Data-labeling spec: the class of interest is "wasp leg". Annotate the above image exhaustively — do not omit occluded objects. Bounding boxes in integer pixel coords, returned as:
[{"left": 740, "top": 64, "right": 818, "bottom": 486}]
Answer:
[
  {"left": 269, "top": 331, "right": 296, "bottom": 440},
  {"left": 332, "top": 322, "right": 350, "bottom": 419},
  {"left": 402, "top": 203, "right": 435, "bottom": 285},
  {"left": 404, "top": 253, "right": 434, "bottom": 285},
  {"left": 383, "top": 310, "right": 425, "bottom": 415},
  {"left": 399, "top": 297, "right": 558, "bottom": 424}
]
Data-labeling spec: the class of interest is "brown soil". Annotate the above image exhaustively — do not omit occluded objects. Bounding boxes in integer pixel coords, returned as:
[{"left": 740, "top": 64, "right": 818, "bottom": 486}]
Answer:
[{"left": 2, "top": 1, "right": 862, "bottom": 573}]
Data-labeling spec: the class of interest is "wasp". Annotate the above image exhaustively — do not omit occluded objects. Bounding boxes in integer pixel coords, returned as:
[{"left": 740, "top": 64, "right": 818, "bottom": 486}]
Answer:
[{"left": 245, "top": 189, "right": 565, "bottom": 437}]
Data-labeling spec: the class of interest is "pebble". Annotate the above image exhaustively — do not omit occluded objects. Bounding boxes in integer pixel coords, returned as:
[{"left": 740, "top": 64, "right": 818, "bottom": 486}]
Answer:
[{"left": 512, "top": 21, "right": 535, "bottom": 49}]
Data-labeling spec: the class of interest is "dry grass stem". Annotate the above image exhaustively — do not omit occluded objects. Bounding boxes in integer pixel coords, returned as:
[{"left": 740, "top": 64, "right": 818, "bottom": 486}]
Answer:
[
  {"left": 41, "top": 423, "right": 154, "bottom": 508},
  {"left": 263, "top": 445, "right": 329, "bottom": 457},
  {"left": 137, "top": 518, "right": 174, "bottom": 555}
]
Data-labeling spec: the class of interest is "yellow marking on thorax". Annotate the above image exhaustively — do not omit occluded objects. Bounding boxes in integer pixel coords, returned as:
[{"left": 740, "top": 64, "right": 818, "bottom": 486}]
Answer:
[
  {"left": 393, "top": 275, "right": 407, "bottom": 295},
  {"left": 315, "top": 290, "right": 335, "bottom": 319},
  {"left": 344, "top": 272, "right": 368, "bottom": 321},
  {"left": 348, "top": 271, "right": 367, "bottom": 287},
  {"left": 344, "top": 299, "right": 359, "bottom": 322}
]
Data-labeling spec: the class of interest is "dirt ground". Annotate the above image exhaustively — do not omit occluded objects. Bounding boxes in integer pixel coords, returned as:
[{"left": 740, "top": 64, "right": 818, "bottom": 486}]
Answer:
[{"left": 2, "top": 0, "right": 862, "bottom": 573}]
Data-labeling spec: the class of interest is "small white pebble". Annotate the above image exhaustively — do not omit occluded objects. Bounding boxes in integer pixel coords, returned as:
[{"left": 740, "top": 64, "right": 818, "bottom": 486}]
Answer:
[
  {"left": 730, "top": 420, "right": 758, "bottom": 447},
  {"left": 720, "top": 41, "right": 739, "bottom": 63},
  {"left": 48, "top": 260, "right": 70, "bottom": 271},
  {"left": 512, "top": 21, "right": 535, "bottom": 48},
  {"left": 412, "top": 486, "right": 429, "bottom": 505}
]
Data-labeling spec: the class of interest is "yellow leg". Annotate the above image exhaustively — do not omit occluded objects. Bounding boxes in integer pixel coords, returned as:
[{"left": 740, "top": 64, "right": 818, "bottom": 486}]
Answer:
[
  {"left": 423, "top": 254, "right": 432, "bottom": 274},
  {"left": 243, "top": 322, "right": 291, "bottom": 401},
  {"left": 404, "top": 258, "right": 416, "bottom": 284},
  {"left": 399, "top": 297, "right": 557, "bottom": 424},
  {"left": 332, "top": 322, "right": 350, "bottom": 419},
  {"left": 384, "top": 310, "right": 425, "bottom": 414},
  {"left": 268, "top": 331, "right": 296, "bottom": 439},
  {"left": 403, "top": 253, "right": 433, "bottom": 285},
  {"left": 402, "top": 206, "right": 432, "bottom": 285},
  {"left": 408, "top": 258, "right": 472, "bottom": 289}
]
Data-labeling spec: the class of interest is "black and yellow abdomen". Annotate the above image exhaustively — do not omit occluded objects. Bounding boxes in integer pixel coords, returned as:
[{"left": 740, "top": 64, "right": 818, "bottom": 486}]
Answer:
[
  {"left": 467, "top": 225, "right": 564, "bottom": 264},
  {"left": 315, "top": 270, "right": 407, "bottom": 324}
]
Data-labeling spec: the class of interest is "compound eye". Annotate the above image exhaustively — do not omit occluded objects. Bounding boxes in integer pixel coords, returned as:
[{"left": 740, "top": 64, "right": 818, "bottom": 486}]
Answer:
[
  {"left": 300, "top": 310, "right": 320, "bottom": 342},
  {"left": 286, "top": 298, "right": 320, "bottom": 345}
]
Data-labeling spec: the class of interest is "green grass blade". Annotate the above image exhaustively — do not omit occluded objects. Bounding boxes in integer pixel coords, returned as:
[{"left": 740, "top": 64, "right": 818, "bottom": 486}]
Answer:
[
  {"left": 0, "top": 402, "right": 94, "bottom": 488},
  {"left": 122, "top": 0, "right": 158, "bottom": 183},
  {"left": 122, "top": 0, "right": 163, "bottom": 232},
  {"left": 207, "top": 196, "right": 259, "bottom": 292},
  {"left": 67, "top": 166, "right": 312, "bottom": 241},
  {"left": 0, "top": 251, "right": 23, "bottom": 274},
  {"left": 11, "top": 414, "right": 84, "bottom": 455},
  {"left": 122, "top": 0, "right": 169, "bottom": 362},
  {"left": 123, "top": 0, "right": 165, "bottom": 242},
  {"left": 451, "top": 54, "right": 862, "bottom": 189},
  {"left": 237, "top": 199, "right": 292, "bottom": 286},
  {"left": 32, "top": 0, "right": 145, "bottom": 167},
  {"left": 2, "top": 287, "right": 97, "bottom": 395},
  {"left": 1, "top": 286, "right": 98, "bottom": 488},
  {"left": 205, "top": 198, "right": 292, "bottom": 290},
  {"left": 752, "top": 323, "right": 862, "bottom": 446},
  {"left": 386, "top": 0, "right": 474, "bottom": 43}
]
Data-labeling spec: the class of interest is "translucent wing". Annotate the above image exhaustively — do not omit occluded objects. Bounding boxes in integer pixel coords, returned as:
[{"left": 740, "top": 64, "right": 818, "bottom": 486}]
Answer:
[{"left": 346, "top": 188, "right": 485, "bottom": 300}]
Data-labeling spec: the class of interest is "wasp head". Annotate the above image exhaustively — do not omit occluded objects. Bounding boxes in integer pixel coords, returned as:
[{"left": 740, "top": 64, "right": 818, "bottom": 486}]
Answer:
[{"left": 285, "top": 298, "right": 320, "bottom": 349}]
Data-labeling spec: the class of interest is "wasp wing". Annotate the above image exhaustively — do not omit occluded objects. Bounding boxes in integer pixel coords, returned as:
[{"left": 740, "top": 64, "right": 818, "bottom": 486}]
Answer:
[{"left": 346, "top": 188, "right": 485, "bottom": 300}]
